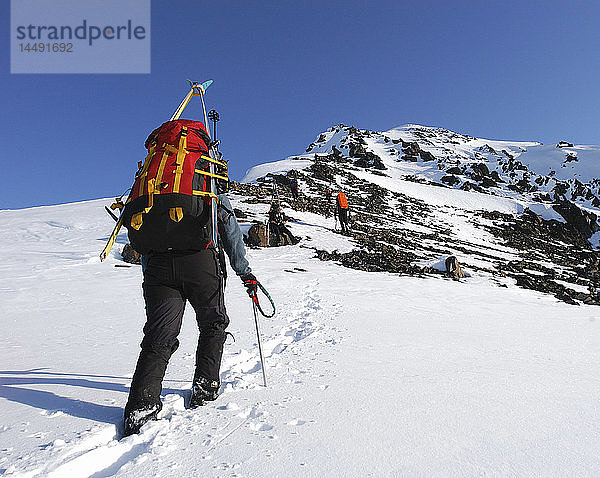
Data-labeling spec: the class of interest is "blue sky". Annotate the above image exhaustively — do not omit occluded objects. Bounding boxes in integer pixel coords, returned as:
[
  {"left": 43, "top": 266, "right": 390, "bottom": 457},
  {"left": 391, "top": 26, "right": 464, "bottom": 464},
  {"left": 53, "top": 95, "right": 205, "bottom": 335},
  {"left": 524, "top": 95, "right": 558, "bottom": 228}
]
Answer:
[{"left": 2, "top": 0, "right": 600, "bottom": 209}]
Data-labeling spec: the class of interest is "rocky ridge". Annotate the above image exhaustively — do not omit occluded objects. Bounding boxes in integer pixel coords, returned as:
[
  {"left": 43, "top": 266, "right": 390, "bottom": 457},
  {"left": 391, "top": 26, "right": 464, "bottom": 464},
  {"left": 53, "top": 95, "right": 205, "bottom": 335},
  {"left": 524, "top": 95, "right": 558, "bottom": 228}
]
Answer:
[{"left": 236, "top": 124, "right": 600, "bottom": 306}]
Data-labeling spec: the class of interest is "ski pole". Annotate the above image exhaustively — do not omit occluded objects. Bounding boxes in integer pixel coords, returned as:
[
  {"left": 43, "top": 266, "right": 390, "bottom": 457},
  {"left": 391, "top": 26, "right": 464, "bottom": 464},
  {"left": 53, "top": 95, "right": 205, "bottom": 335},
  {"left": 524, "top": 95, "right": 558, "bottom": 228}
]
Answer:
[
  {"left": 208, "top": 109, "right": 219, "bottom": 142},
  {"left": 252, "top": 300, "right": 268, "bottom": 387}
]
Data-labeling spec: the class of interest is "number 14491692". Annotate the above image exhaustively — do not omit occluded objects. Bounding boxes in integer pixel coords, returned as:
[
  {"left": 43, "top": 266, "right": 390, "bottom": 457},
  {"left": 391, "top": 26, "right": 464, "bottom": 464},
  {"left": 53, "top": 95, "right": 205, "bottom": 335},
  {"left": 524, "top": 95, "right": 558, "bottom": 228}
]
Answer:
[{"left": 19, "top": 42, "right": 73, "bottom": 53}]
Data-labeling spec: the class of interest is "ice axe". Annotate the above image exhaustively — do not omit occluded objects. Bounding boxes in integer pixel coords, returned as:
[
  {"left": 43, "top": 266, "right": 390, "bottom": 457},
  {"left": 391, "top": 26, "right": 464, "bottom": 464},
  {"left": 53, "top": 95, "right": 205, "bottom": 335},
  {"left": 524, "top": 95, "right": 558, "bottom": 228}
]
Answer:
[{"left": 249, "top": 281, "right": 276, "bottom": 387}]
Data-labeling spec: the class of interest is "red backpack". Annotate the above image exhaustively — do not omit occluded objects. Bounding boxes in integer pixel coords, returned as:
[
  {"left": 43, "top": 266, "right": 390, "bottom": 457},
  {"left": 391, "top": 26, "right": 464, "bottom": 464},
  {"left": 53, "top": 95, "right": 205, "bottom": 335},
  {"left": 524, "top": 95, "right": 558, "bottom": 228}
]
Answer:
[
  {"left": 337, "top": 192, "right": 348, "bottom": 209},
  {"left": 121, "top": 119, "right": 227, "bottom": 254}
]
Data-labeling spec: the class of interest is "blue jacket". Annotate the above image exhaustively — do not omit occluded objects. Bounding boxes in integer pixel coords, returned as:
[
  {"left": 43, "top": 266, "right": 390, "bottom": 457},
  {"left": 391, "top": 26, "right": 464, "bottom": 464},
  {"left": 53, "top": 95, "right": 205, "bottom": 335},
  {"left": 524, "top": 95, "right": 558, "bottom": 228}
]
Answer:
[{"left": 217, "top": 194, "right": 252, "bottom": 277}]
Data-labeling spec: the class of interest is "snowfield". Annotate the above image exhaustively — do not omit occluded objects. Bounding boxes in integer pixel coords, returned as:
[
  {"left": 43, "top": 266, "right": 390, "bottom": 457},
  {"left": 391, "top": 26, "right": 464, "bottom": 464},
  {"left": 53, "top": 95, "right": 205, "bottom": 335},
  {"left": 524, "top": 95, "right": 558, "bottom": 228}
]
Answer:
[{"left": 2, "top": 192, "right": 600, "bottom": 477}]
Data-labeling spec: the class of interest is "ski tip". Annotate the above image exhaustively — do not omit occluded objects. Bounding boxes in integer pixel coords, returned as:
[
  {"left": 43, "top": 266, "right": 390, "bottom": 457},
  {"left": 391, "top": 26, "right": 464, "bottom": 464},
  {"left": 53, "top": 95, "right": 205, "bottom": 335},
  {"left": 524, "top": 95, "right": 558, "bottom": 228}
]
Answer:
[
  {"left": 186, "top": 79, "right": 213, "bottom": 94},
  {"left": 201, "top": 79, "right": 213, "bottom": 91}
]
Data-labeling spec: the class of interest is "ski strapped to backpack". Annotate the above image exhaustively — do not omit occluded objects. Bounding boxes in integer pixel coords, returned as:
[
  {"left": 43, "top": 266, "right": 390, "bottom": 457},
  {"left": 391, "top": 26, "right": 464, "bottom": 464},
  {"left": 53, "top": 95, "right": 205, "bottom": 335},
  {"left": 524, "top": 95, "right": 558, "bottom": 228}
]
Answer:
[{"left": 100, "top": 80, "right": 227, "bottom": 260}]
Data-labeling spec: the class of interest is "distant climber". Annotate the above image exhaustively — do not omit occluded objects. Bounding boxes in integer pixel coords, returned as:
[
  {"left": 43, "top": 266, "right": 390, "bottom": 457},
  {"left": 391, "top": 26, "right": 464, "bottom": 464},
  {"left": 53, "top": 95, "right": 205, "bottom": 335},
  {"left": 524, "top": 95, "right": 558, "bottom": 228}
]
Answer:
[
  {"left": 335, "top": 191, "right": 350, "bottom": 234},
  {"left": 289, "top": 178, "right": 299, "bottom": 200},
  {"left": 325, "top": 188, "right": 333, "bottom": 217},
  {"left": 268, "top": 202, "right": 299, "bottom": 245},
  {"left": 445, "top": 256, "right": 464, "bottom": 280}
]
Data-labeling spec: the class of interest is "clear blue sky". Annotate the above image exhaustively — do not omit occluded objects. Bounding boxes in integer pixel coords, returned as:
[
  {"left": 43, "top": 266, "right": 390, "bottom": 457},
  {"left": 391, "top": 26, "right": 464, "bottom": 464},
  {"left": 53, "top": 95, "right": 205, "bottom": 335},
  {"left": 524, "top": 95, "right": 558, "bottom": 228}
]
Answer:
[{"left": 2, "top": 0, "right": 600, "bottom": 209}]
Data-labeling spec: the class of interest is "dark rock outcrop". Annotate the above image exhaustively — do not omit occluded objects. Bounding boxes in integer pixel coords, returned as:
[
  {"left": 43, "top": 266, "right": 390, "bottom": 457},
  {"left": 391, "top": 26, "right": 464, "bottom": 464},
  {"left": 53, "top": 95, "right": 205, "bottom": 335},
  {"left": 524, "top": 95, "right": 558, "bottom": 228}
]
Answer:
[
  {"left": 552, "top": 200, "right": 600, "bottom": 239},
  {"left": 441, "top": 175, "right": 460, "bottom": 186}
]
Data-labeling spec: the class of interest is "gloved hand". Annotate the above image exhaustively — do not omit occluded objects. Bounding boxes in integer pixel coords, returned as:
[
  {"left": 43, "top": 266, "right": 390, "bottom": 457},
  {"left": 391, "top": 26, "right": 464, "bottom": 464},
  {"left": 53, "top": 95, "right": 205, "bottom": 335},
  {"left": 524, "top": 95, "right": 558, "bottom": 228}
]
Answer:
[{"left": 241, "top": 273, "right": 258, "bottom": 298}]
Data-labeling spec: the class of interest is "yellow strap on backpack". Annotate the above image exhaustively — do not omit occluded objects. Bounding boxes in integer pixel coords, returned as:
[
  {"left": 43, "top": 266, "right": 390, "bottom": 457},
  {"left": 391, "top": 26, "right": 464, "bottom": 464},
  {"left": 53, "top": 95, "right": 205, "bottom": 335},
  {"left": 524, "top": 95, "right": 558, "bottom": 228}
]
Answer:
[
  {"left": 137, "top": 144, "right": 156, "bottom": 196},
  {"left": 192, "top": 190, "right": 219, "bottom": 199},
  {"left": 173, "top": 127, "right": 188, "bottom": 193},
  {"left": 200, "top": 155, "right": 228, "bottom": 169},
  {"left": 131, "top": 178, "right": 156, "bottom": 230},
  {"left": 194, "top": 169, "right": 229, "bottom": 181}
]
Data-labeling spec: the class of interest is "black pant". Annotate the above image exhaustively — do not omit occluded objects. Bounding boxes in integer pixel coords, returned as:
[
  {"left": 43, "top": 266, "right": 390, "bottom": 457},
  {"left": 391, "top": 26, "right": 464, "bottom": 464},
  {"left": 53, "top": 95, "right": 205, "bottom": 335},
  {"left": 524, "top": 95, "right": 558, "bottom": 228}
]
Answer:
[
  {"left": 338, "top": 208, "right": 349, "bottom": 233},
  {"left": 270, "top": 222, "right": 296, "bottom": 245},
  {"left": 125, "top": 249, "right": 229, "bottom": 412}
]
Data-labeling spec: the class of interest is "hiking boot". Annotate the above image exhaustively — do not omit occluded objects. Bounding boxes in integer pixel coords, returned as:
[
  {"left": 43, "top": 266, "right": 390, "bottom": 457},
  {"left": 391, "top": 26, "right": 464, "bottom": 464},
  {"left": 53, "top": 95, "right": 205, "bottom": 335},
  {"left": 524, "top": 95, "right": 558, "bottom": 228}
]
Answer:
[
  {"left": 189, "top": 377, "right": 220, "bottom": 408},
  {"left": 123, "top": 401, "right": 162, "bottom": 437}
]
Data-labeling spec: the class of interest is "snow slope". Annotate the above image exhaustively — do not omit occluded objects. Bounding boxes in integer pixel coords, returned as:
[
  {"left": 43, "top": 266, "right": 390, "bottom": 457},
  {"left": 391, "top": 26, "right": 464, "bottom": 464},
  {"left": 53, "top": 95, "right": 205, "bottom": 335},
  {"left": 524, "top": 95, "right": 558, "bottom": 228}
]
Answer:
[{"left": 2, "top": 194, "right": 600, "bottom": 477}]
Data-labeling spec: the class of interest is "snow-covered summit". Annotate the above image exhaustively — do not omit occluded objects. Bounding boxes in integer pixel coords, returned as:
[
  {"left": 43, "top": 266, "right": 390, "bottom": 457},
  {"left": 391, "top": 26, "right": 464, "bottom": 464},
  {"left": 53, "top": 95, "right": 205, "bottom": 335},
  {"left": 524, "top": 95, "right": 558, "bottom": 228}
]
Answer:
[
  {"left": 242, "top": 123, "right": 600, "bottom": 307},
  {"left": 247, "top": 123, "right": 600, "bottom": 211}
]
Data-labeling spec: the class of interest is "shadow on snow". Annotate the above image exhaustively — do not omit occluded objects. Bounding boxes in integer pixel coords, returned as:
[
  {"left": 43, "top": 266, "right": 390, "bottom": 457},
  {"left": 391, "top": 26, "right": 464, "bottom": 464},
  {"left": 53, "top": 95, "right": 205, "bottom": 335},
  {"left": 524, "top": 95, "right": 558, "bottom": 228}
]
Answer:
[{"left": 0, "top": 368, "right": 185, "bottom": 424}]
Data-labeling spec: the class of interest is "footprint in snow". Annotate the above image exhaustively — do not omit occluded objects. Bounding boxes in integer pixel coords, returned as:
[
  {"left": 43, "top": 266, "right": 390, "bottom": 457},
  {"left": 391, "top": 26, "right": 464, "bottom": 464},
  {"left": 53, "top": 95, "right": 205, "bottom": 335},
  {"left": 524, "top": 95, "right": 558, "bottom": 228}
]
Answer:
[
  {"left": 250, "top": 423, "right": 273, "bottom": 432},
  {"left": 236, "top": 407, "right": 253, "bottom": 419},
  {"left": 286, "top": 419, "right": 306, "bottom": 426},
  {"left": 40, "top": 410, "right": 64, "bottom": 418}
]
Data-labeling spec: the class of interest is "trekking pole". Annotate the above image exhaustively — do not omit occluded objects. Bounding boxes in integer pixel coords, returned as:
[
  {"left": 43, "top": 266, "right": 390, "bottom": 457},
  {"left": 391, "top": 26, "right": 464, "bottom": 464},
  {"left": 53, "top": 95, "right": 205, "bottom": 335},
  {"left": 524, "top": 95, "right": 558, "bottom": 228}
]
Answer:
[
  {"left": 250, "top": 280, "right": 276, "bottom": 386},
  {"left": 252, "top": 300, "right": 268, "bottom": 387},
  {"left": 208, "top": 109, "right": 220, "bottom": 142}
]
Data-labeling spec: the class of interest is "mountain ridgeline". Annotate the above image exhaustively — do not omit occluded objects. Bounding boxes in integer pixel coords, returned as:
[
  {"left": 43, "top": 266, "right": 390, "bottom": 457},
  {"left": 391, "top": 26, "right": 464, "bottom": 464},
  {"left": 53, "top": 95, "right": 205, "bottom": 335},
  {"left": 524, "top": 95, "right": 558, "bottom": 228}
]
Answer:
[{"left": 236, "top": 124, "right": 600, "bottom": 306}]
